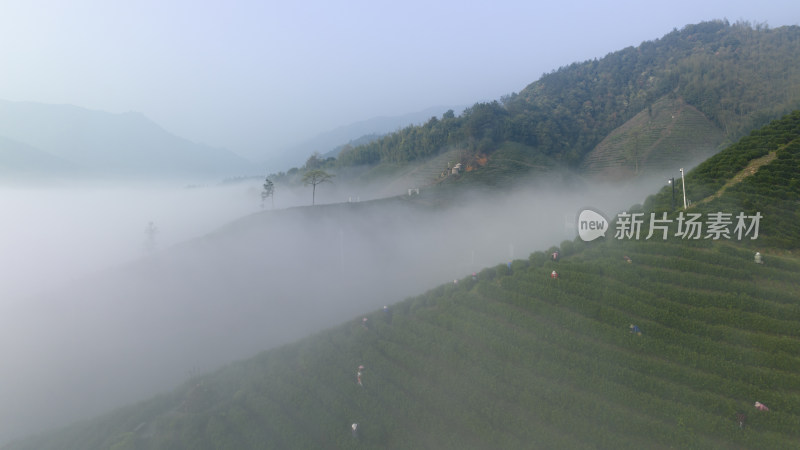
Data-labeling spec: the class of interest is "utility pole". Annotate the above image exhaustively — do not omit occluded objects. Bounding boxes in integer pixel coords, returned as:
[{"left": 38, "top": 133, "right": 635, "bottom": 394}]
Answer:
[{"left": 680, "top": 168, "right": 687, "bottom": 209}]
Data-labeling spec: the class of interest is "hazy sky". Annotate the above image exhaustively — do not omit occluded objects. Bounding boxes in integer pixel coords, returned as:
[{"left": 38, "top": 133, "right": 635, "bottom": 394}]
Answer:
[{"left": 1, "top": 0, "right": 798, "bottom": 162}]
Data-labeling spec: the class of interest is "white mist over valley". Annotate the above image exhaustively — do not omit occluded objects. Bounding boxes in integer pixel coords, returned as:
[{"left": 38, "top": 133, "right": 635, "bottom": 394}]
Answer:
[{"left": 0, "top": 176, "right": 652, "bottom": 441}]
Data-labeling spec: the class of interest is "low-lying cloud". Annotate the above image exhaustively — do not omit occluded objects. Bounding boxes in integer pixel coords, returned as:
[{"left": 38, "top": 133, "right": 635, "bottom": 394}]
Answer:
[{"left": 0, "top": 175, "right": 658, "bottom": 443}]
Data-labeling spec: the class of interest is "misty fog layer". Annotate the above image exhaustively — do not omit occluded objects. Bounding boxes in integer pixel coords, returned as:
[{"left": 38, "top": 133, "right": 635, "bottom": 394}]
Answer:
[
  {"left": 0, "top": 178, "right": 654, "bottom": 442},
  {"left": 0, "top": 184, "right": 261, "bottom": 299}
]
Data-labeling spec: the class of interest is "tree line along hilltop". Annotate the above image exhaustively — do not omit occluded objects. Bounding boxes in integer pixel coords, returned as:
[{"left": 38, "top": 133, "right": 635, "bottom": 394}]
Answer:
[{"left": 279, "top": 20, "right": 800, "bottom": 191}]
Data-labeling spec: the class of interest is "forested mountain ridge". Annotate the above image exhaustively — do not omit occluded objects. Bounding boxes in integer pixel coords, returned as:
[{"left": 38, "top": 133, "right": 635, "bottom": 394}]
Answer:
[
  {"left": 8, "top": 112, "right": 800, "bottom": 448},
  {"left": 333, "top": 20, "right": 800, "bottom": 184}
]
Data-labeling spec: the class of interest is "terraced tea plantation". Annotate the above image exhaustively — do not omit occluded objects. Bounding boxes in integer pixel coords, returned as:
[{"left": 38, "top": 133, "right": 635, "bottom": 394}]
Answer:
[
  {"left": 580, "top": 96, "right": 724, "bottom": 178},
  {"left": 14, "top": 235, "right": 799, "bottom": 450}
]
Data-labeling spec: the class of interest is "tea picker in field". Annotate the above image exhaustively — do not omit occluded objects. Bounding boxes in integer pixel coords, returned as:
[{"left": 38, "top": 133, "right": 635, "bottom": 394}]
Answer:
[
  {"left": 383, "top": 305, "right": 392, "bottom": 323},
  {"left": 351, "top": 423, "right": 358, "bottom": 438},
  {"left": 357, "top": 365, "right": 365, "bottom": 386},
  {"left": 736, "top": 412, "right": 746, "bottom": 429},
  {"left": 629, "top": 324, "right": 642, "bottom": 335},
  {"left": 754, "top": 401, "right": 770, "bottom": 411}
]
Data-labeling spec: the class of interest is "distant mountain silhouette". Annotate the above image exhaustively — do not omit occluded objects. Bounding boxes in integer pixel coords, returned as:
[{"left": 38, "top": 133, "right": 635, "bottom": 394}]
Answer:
[
  {"left": 0, "top": 100, "right": 255, "bottom": 182},
  {"left": 0, "top": 135, "right": 79, "bottom": 180}
]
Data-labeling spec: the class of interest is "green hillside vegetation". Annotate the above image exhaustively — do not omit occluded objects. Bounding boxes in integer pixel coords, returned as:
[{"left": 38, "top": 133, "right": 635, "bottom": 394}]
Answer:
[
  {"left": 345, "top": 147, "right": 467, "bottom": 192},
  {"left": 644, "top": 110, "right": 800, "bottom": 249},
  {"left": 580, "top": 96, "right": 724, "bottom": 178},
  {"left": 8, "top": 113, "right": 800, "bottom": 448},
  {"left": 433, "top": 142, "right": 558, "bottom": 190},
  {"left": 11, "top": 240, "right": 800, "bottom": 449},
  {"left": 325, "top": 134, "right": 384, "bottom": 160},
  {"left": 330, "top": 21, "right": 800, "bottom": 185}
]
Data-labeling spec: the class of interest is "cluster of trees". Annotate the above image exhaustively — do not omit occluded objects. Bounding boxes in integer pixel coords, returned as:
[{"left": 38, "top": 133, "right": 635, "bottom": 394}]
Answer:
[
  {"left": 334, "top": 109, "right": 464, "bottom": 166},
  {"left": 259, "top": 152, "right": 337, "bottom": 207}
]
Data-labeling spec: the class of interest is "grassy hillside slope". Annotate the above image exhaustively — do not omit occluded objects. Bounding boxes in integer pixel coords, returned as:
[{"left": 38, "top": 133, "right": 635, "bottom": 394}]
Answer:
[
  {"left": 580, "top": 96, "right": 724, "bottom": 178},
  {"left": 7, "top": 112, "right": 800, "bottom": 449}
]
